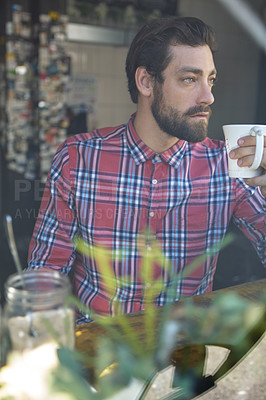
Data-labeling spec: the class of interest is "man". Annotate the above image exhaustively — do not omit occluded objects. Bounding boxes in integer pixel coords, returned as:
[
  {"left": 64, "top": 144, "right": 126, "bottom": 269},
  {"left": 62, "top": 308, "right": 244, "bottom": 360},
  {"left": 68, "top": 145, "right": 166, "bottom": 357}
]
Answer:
[{"left": 28, "top": 17, "right": 265, "bottom": 324}]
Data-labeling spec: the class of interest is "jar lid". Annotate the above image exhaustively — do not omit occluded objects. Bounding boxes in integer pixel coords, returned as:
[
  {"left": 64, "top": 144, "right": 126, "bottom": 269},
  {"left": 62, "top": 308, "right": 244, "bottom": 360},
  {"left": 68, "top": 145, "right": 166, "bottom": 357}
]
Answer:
[{"left": 5, "top": 270, "right": 72, "bottom": 310}]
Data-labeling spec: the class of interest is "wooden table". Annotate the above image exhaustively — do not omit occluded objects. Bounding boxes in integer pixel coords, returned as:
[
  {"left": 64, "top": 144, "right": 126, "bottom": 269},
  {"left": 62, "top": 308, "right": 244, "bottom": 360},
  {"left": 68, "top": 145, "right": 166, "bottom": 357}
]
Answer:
[{"left": 75, "top": 278, "right": 266, "bottom": 398}]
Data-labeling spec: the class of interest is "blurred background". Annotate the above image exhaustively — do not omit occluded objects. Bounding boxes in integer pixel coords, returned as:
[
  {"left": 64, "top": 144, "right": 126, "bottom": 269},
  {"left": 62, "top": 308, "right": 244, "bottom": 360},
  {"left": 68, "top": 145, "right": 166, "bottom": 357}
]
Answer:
[{"left": 0, "top": 0, "right": 265, "bottom": 304}]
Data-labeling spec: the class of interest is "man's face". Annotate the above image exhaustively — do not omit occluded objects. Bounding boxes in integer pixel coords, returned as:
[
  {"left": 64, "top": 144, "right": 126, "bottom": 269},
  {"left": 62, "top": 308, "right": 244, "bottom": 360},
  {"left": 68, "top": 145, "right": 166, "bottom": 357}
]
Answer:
[{"left": 150, "top": 44, "right": 216, "bottom": 143}]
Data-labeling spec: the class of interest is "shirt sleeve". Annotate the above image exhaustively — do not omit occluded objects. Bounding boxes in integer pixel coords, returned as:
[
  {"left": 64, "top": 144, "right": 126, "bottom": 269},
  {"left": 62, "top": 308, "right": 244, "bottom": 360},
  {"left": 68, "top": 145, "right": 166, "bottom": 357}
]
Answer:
[
  {"left": 27, "top": 141, "right": 78, "bottom": 274},
  {"left": 232, "top": 179, "right": 266, "bottom": 266}
]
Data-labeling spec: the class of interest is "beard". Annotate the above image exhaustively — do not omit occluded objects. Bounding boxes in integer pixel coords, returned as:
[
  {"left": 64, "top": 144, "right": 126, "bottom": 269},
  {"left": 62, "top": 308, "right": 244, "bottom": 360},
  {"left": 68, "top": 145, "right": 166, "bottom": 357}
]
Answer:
[{"left": 151, "top": 82, "right": 212, "bottom": 143}]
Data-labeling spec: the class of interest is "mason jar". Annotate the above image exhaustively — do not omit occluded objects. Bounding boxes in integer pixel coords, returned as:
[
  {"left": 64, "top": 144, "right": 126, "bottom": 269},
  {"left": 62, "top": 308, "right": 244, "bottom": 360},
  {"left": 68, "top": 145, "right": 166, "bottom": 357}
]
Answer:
[{"left": 3, "top": 270, "right": 75, "bottom": 359}]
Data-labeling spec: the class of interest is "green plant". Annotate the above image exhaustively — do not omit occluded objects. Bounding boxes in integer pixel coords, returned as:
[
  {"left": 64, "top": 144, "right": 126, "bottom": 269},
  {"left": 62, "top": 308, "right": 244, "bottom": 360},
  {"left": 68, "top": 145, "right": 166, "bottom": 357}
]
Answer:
[{"left": 1, "top": 232, "right": 265, "bottom": 400}]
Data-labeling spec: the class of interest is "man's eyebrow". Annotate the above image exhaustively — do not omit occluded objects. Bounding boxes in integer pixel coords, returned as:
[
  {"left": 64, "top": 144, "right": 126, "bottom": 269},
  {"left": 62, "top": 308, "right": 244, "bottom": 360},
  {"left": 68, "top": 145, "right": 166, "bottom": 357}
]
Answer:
[{"left": 178, "top": 67, "right": 217, "bottom": 75}]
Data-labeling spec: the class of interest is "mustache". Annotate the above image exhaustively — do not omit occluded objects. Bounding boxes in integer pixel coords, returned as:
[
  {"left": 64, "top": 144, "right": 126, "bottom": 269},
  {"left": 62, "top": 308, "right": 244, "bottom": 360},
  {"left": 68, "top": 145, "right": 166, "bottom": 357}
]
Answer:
[{"left": 185, "top": 106, "right": 212, "bottom": 117}]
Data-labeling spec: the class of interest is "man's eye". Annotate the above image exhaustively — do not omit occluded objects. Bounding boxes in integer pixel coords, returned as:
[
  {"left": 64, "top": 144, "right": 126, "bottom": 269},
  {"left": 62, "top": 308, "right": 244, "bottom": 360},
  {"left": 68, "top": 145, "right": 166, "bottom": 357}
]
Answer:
[
  {"left": 209, "top": 77, "right": 217, "bottom": 86},
  {"left": 184, "top": 77, "right": 195, "bottom": 83}
]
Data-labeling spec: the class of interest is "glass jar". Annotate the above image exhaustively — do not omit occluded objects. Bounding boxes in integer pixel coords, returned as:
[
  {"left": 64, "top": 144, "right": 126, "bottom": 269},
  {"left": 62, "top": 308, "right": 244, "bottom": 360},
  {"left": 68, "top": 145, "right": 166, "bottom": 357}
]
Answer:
[{"left": 3, "top": 270, "right": 75, "bottom": 360}]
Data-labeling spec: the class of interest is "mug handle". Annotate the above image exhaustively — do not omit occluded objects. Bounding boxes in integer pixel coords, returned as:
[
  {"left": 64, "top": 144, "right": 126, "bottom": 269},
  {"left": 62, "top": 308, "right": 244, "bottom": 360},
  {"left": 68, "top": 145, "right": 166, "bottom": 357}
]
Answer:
[{"left": 250, "top": 127, "right": 264, "bottom": 170}]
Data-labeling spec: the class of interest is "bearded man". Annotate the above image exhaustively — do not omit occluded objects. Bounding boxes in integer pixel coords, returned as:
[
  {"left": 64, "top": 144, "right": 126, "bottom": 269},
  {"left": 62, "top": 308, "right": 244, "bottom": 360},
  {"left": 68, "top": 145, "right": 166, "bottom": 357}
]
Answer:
[{"left": 28, "top": 17, "right": 266, "bottom": 324}]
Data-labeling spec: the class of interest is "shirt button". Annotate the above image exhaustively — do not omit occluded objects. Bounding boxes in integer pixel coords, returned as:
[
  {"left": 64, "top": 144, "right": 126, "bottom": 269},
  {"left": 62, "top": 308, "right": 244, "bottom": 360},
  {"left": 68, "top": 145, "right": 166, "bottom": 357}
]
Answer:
[
  {"left": 154, "top": 155, "right": 160, "bottom": 161},
  {"left": 152, "top": 179, "right": 158, "bottom": 185},
  {"left": 149, "top": 211, "right": 155, "bottom": 217}
]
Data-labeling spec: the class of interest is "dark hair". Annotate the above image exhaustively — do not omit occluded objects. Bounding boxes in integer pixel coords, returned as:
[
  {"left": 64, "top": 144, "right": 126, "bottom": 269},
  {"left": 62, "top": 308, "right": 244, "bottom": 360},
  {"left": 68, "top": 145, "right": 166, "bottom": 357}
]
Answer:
[{"left": 125, "top": 16, "right": 217, "bottom": 104}]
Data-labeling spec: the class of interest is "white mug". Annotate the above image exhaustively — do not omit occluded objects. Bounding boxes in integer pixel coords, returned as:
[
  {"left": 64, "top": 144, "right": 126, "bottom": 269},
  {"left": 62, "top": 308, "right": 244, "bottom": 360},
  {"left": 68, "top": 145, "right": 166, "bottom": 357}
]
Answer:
[{"left": 222, "top": 124, "right": 266, "bottom": 178}]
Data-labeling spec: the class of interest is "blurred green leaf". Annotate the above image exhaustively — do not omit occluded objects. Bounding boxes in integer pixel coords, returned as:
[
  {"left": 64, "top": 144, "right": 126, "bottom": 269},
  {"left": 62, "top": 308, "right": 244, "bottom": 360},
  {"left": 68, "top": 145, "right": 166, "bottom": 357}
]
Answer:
[
  {"left": 49, "top": 364, "right": 99, "bottom": 400},
  {"left": 57, "top": 347, "right": 85, "bottom": 377}
]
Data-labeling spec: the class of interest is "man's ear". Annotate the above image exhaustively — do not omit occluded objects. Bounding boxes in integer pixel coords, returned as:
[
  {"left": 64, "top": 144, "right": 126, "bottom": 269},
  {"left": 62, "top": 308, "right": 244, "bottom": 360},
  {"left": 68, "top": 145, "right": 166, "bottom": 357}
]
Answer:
[{"left": 135, "top": 66, "right": 153, "bottom": 97}]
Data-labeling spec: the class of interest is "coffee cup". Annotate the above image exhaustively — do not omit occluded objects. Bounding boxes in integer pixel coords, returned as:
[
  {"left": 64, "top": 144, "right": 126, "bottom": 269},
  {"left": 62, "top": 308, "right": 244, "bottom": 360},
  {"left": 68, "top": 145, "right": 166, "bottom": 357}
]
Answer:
[{"left": 222, "top": 124, "right": 265, "bottom": 178}]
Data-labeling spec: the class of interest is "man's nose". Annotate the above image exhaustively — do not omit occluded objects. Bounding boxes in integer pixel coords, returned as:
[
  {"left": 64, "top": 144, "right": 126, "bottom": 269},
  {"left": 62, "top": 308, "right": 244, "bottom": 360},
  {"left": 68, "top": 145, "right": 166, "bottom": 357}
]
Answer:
[{"left": 197, "top": 82, "right": 215, "bottom": 105}]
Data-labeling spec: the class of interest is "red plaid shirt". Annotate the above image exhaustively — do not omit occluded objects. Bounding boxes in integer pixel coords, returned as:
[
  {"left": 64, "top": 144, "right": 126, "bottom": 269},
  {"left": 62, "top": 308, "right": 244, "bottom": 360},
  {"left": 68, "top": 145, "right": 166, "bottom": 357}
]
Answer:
[{"left": 28, "top": 114, "right": 266, "bottom": 323}]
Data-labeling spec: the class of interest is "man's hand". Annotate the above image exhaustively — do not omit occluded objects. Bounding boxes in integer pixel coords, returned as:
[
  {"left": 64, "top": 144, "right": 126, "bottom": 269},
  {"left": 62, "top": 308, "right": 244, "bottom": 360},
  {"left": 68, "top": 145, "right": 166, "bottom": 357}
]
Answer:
[{"left": 229, "top": 135, "right": 266, "bottom": 197}]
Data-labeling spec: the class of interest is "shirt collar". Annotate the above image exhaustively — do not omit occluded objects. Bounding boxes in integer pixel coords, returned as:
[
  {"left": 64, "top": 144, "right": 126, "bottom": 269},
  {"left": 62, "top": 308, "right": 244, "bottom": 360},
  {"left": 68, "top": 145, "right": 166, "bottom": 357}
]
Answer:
[{"left": 125, "top": 113, "right": 188, "bottom": 168}]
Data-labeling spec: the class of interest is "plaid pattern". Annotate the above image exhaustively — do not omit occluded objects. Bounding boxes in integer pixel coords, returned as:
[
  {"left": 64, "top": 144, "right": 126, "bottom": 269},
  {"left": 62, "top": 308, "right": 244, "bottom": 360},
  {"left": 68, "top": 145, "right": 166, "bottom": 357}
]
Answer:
[{"left": 28, "top": 114, "right": 266, "bottom": 323}]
